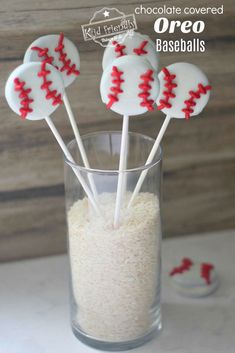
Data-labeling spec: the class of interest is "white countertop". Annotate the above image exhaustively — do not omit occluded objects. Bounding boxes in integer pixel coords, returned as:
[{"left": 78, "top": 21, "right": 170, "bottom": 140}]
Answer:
[{"left": 0, "top": 229, "right": 235, "bottom": 353}]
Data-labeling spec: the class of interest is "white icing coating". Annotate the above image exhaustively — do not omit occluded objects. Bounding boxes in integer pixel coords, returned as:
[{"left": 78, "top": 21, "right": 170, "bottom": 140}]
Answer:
[
  {"left": 156, "top": 62, "right": 211, "bottom": 119},
  {"left": 24, "top": 34, "right": 80, "bottom": 87},
  {"left": 5, "top": 62, "right": 64, "bottom": 120},
  {"left": 100, "top": 55, "right": 160, "bottom": 116},
  {"left": 170, "top": 260, "right": 219, "bottom": 298},
  {"left": 102, "top": 32, "right": 159, "bottom": 71}
]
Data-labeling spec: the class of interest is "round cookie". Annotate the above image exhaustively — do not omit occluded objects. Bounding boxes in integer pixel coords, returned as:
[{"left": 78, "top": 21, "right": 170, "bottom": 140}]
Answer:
[
  {"left": 169, "top": 258, "right": 219, "bottom": 298},
  {"left": 5, "top": 62, "right": 64, "bottom": 120},
  {"left": 156, "top": 62, "right": 212, "bottom": 119},
  {"left": 24, "top": 33, "right": 80, "bottom": 87},
  {"left": 100, "top": 55, "right": 159, "bottom": 116},
  {"left": 102, "top": 32, "right": 159, "bottom": 71}
]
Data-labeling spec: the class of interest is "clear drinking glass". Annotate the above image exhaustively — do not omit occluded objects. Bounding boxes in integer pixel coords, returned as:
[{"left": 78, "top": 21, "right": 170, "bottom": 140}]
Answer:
[{"left": 64, "top": 131, "right": 162, "bottom": 351}]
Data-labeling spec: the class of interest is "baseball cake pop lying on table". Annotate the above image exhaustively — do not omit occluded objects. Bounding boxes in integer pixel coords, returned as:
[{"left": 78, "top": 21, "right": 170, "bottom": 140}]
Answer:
[
  {"left": 5, "top": 61, "right": 101, "bottom": 216},
  {"left": 100, "top": 54, "right": 160, "bottom": 227},
  {"left": 128, "top": 62, "right": 212, "bottom": 207},
  {"left": 102, "top": 31, "right": 159, "bottom": 71},
  {"left": 24, "top": 33, "right": 98, "bottom": 201},
  {"left": 169, "top": 258, "right": 219, "bottom": 297}
]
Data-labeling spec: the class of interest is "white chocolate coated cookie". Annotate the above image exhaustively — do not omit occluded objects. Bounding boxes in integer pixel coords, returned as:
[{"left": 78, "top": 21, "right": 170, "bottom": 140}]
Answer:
[
  {"left": 24, "top": 33, "right": 80, "bottom": 87},
  {"left": 100, "top": 55, "right": 159, "bottom": 116},
  {"left": 102, "top": 32, "right": 159, "bottom": 71},
  {"left": 169, "top": 258, "right": 219, "bottom": 298},
  {"left": 5, "top": 62, "right": 64, "bottom": 120},
  {"left": 156, "top": 62, "right": 212, "bottom": 119}
]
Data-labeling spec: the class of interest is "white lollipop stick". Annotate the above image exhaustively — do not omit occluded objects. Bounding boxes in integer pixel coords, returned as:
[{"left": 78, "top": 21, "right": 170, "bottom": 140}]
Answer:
[
  {"left": 114, "top": 114, "right": 129, "bottom": 228},
  {"left": 62, "top": 91, "right": 99, "bottom": 201},
  {"left": 121, "top": 133, "right": 129, "bottom": 199},
  {"left": 45, "top": 116, "right": 101, "bottom": 216},
  {"left": 128, "top": 114, "right": 171, "bottom": 208}
]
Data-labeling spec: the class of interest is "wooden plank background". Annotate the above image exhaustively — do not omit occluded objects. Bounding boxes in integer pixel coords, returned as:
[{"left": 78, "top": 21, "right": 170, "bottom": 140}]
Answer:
[{"left": 0, "top": 0, "right": 234, "bottom": 261}]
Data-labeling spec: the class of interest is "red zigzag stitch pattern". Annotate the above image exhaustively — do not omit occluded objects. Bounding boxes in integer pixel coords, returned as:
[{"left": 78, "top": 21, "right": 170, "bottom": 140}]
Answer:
[
  {"left": 31, "top": 46, "right": 55, "bottom": 66},
  {"left": 138, "top": 69, "right": 155, "bottom": 111},
  {"left": 170, "top": 258, "right": 193, "bottom": 276},
  {"left": 14, "top": 78, "right": 34, "bottom": 119},
  {"left": 54, "top": 33, "right": 80, "bottom": 76},
  {"left": 106, "top": 66, "right": 124, "bottom": 109},
  {"left": 38, "top": 62, "right": 63, "bottom": 106},
  {"left": 201, "top": 263, "right": 214, "bottom": 285},
  {"left": 157, "top": 67, "right": 177, "bottom": 111},
  {"left": 133, "top": 40, "right": 148, "bottom": 55},
  {"left": 112, "top": 40, "right": 126, "bottom": 57},
  {"left": 182, "top": 83, "right": 212, "bottom": 120}
]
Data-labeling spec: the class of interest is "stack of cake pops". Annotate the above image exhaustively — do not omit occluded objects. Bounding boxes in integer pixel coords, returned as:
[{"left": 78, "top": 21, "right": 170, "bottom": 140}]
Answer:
[{"left": 5, "top": 31, "right": 212, "bottom": 227}]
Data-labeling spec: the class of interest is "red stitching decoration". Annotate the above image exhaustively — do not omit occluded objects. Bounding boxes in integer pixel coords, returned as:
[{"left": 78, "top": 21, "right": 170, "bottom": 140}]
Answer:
[
  {"left": 133, "top": 40, "right": 148, "bottom": 56},
  {"left": 31, "top": 46, "right": 55, "bottom": 66},
  {"left": 201, "top": 263, "right": 214, "bottom": 285},
  {"left": 14, "top": 78, "right": 34, "bottom": 119},
  {"left": 157, "top": 67, "right": 177, "bottom": 111},
  {"left": 170, "top": 258, "right": 193, "bottom": 276},
  {"left": 112, "top": 40, "right": 126, "bottom": 57},
  {"left": 38, "top": 62, "right": 63, "bottom": 106},
  {"left": 106, "top": 66, "right": 124, "bottom": 109},
  {"left": 182, "top": 83, "right": 212, "bottom": 120},
  {"left": 54, "top": 33, "right": 80, "bottom": 76},
  {"left": 138, "top": 69, "right": 154, "bottom": 111}
]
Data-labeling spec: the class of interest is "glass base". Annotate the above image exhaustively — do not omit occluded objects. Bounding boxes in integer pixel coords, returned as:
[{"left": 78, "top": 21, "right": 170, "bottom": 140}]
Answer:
[{"left": 72, "top": 318, "right": 162, "bottom": 351}]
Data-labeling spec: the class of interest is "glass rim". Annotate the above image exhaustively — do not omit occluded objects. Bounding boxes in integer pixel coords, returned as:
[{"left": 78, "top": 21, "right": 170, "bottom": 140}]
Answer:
[{"left": 65, "top": 131, "right": 162, "bottom": 175}]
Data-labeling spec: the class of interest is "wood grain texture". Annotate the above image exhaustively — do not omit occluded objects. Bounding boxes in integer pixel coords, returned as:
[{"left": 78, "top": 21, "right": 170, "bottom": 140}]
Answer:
[{"left": 0, "top": 0, "right": 235, "bottom": 261}]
